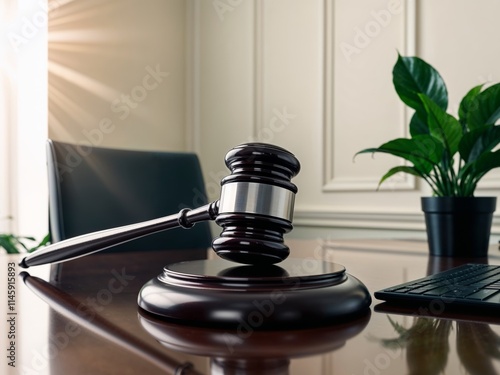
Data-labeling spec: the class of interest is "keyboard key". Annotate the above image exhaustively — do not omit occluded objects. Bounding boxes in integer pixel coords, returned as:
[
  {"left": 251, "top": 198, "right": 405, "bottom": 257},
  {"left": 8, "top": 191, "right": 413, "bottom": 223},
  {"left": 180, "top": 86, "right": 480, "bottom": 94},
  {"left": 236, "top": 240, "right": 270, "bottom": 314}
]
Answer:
[
  {"left": 441, "top": 287, "right": 479, "bottom": 298},
  {"left": 387, "top": 287, "right": 414, "bottom": 293},
  {"left": 464, "top": 289, "right": 499, "bottom": 301},
  {"left": 471, "top": 280, "right": 493, "bottom": 288},
  {"left": 423, "top": 286, "right": 453, "bottom": 296},
  {"left": 483, "top": 291, "right": 500, "bottom": 303},
  {"left": 407, "top": 286, "right": 438, "bottom": 294}
]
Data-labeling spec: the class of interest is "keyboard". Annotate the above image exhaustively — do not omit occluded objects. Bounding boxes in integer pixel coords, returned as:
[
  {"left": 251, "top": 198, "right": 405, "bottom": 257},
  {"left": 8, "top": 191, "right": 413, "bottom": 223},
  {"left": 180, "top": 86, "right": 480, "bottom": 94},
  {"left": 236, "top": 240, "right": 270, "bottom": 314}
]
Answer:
[{"left": 375, "top": 263, "right": 500, "bottom": 312}]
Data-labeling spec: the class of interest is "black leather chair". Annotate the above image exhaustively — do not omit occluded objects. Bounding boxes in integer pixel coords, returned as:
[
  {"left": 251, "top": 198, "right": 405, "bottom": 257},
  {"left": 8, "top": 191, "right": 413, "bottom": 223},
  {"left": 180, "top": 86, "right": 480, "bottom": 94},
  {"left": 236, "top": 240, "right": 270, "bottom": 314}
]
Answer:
[{"left": 46, "top": 140, "right": 213, "bottom": 254}]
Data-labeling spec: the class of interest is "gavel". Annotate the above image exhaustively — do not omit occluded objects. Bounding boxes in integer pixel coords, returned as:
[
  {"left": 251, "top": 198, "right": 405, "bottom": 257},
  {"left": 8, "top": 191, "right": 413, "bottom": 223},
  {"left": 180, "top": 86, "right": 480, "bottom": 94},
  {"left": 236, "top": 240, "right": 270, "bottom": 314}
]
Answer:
[{"left": 20, "top": 143, "right": 301, "bottom": 268}]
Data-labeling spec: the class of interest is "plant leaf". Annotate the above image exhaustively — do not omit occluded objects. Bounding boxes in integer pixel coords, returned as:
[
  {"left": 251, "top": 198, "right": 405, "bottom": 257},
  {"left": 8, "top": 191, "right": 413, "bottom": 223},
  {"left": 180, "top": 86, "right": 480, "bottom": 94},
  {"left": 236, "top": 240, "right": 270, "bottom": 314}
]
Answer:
[
  {"left": 355, "top": 136, "right": 443, "bottom": 174},
  {"left": 467, "top": 82, "right": 500, "bottom": 129},
  {"left": 409, "top": 112, "right": 429, "bottom": 136},
  {"left": 419, "top": 94, "right": 463, "bottom": 157},
  {"left": 458, "top": 84, "right": 484, "bottom": 128},
  {"left": 13, "top": 237, "right": 30, "bottom": 252},
  {"left": 459, "top": 125, "right": 500, "bottom": 163},
  {"left": 387, "top": 316, "right": 410, "bottom": 335},
  {"left": 469, "top": 149, "right": 500, "bottom": 176},
  {"left": 378, "top": 165, "right": 423, "bottom": 188},
  {"left": 460, "top": 149, "right": 500, "bottom": 189},
  {"left": 0, "top": 235, "right": 20, "bottom": 254},
  {"left": 393, "top": 54, "right": 448, "bottom": 113},
  {"left": 30, "top": 233, "right": 51, "bottom": 252},
  {"left": 0, "top": 233, "right": 50, "bottom": 254}
]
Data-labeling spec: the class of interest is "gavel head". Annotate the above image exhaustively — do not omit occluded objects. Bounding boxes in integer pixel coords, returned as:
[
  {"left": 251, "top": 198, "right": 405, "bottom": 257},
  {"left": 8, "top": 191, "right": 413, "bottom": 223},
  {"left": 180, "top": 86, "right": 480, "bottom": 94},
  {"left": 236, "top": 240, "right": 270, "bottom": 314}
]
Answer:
[{"left": 212, "top": 143, "right": 301, "bottom": 265}]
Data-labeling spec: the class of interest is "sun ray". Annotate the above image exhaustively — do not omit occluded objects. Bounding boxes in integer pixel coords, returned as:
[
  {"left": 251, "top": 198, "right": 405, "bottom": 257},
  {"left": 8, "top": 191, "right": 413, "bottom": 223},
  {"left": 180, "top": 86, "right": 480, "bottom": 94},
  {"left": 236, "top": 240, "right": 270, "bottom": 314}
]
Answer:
[
  {"left": 49, "top": 78, "right": 99, "bottom": 127},
  {"left": 48, "top": 60, "right": 121, "bottom": 103}
]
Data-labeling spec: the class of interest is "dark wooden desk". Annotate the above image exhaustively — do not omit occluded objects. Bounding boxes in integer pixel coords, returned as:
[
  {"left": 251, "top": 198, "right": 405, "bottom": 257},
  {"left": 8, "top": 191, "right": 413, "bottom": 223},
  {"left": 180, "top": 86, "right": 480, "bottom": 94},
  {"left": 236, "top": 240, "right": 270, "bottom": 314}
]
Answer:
[{"left": 2, "top": 239, "right": 500, "bottom": 374}]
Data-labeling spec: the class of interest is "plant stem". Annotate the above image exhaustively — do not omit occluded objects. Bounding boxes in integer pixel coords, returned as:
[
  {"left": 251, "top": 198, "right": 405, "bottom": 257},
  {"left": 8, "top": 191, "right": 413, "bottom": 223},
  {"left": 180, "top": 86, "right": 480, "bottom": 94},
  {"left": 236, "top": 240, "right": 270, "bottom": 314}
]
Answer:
[
  {"left": 432, "top": 166, "right": 447, "bottom": 196},
  {"left": 422, "top": 174, "right": 440, "bottom": 196}
]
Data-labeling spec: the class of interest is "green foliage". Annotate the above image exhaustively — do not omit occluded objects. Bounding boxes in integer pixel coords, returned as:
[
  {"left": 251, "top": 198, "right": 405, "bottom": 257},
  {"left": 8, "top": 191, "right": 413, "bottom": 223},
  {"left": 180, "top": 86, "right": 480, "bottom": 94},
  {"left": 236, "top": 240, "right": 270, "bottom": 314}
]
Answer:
[
  {"left": 0, "top": 233, "right": 50, "bottom": 254},
  {"left": 356, "top": 54, "right": 500, "bottom": 196}
]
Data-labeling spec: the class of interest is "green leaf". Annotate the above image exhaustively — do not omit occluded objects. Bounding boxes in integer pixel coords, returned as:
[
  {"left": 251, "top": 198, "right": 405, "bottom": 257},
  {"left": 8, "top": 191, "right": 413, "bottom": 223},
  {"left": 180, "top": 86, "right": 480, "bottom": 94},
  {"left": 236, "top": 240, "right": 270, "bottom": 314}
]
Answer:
[
  {"left": 0, "top": 235, "right": 20, "bottom": 254},
  {"left": 419, "top": 94, "right": 463, "bottom": 157},
  {"left": 13, "top": 237, "right": 30, "bottom": 252},
  {"left": 459, "top": 125, "right": 500, "bottom": 163},
  {"left": 393, "top": 55, "right": 448, "bottom": 113},
  {"left": 409, "top": 112, "right": 429, "bottom": 136},
  {"left": 464, "top": 149, "right": 500, "bottom": 180},
  {"left": 459, "top": 149, "right": 500, "bottom": 196},
  {"left": 355, "top": 135, "right": 443, "bottom": 174},
  {"left": 0, "top": 233, "right": 50, "bottom": 254},
  {"left": 458, "top": 84, "right": 484, "bottom": 128},
  {"left": 378, "top": 165, "right": 423, "bottom": 188},
  {"left": 30, "top": 233, "right": 51, "bottom": 252},
  {"left": 387, "top": 316, "right": 410, "bottom": 336},
  {"left": 467, "top": 83, "right": 500, "bottom": 129}
]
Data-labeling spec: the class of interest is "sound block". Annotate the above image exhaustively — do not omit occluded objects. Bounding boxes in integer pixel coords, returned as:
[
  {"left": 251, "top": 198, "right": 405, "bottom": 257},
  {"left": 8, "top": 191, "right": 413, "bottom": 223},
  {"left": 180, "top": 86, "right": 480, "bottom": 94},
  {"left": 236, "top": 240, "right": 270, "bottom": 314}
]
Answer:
[{"left": 138, "top": 258, "right": 371, "bottom": 329}]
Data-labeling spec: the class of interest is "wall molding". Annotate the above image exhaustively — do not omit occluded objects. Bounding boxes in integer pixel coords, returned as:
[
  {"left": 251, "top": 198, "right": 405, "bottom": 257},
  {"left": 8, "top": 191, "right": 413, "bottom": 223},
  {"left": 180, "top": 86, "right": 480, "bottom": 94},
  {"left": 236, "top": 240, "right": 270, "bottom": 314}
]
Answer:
[
  {"left": 476, "top": 175, "right": 500, "bottom": 190},
  {"left": 322, "top": 0, "right": 418, "bottom": 192},
  {"left": 253, "top": 0, "right": 264, "bottom": 140},
  {"left": 185, "top": 0, "right": 201, "bottom": 153},
  {"left": 293, "top": 206, "right": 425, "bottom": 231},
  {"left": 293, "top": 206, "right": 500, "bottom": 234}
]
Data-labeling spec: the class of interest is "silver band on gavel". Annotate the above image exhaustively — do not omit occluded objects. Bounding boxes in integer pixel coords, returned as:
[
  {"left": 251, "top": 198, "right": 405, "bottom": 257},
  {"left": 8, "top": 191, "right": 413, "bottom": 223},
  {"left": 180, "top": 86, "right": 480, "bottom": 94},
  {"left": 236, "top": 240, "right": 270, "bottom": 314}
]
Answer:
[{"left": 218, "top": 181, "right": 295, "bottom": 221}]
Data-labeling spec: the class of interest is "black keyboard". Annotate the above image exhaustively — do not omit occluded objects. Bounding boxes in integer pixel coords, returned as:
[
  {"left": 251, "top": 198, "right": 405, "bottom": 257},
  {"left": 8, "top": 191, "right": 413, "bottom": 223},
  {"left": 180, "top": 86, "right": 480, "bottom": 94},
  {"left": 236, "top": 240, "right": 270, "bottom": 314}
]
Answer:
[{"left": 375, "top": 263, "right": 500, "bottom": 312}]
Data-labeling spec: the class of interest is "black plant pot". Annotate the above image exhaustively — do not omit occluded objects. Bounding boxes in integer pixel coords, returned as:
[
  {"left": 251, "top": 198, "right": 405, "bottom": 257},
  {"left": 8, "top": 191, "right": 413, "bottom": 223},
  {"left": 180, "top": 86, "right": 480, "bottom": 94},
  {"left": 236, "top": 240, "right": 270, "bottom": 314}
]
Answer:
[{"left": 421, "top": 197, "right": 497, "bottom": 257}]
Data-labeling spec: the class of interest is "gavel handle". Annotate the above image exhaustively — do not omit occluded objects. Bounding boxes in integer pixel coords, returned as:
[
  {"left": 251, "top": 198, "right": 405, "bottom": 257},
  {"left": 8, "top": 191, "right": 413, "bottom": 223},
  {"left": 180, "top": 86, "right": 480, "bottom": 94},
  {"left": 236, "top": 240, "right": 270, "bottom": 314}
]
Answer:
[{"left": 19, "top": 201, "right": 219, "bottom": 268}]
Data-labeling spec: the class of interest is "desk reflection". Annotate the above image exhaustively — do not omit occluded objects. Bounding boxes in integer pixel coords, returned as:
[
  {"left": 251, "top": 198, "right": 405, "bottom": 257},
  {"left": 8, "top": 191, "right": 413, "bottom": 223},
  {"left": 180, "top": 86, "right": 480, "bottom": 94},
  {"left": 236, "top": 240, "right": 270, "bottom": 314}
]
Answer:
[
  {"left": 138, "top": 309, "right": 370, "bottom": 375},
  {"left": 21, "top": 270, "right": 370, "bottom": 375},
  {"left": 21, "top": 272, "right": 202, "bottom": 375},
  {"left": 374, "top": 255, "right": 500, "bottom": 375},
  {"left": 373, "top": 315, "right": 500, "bottom": 375}
]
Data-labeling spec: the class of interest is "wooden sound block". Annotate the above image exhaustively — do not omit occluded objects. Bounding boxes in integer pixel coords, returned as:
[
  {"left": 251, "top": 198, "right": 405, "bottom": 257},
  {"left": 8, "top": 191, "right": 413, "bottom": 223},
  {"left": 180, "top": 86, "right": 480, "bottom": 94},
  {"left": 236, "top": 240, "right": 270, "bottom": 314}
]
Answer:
[{"left": 138, "top": 258, "right": 371, "bottom": 329}]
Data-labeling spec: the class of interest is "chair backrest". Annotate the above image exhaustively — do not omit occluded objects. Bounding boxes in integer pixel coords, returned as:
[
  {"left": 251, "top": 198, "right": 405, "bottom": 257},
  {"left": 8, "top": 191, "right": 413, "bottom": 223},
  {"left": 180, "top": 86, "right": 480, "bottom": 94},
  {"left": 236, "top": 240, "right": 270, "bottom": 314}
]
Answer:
[{"left": 46, "top": 140, "right": 213, "bottom": 253}]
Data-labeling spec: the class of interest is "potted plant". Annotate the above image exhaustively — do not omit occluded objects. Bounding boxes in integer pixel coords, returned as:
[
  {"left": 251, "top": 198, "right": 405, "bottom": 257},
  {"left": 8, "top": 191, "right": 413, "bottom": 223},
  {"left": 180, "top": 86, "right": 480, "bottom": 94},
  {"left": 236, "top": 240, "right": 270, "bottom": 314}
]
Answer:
[{"left": 356, "top": 54, "right": 500, "bottom": 257}]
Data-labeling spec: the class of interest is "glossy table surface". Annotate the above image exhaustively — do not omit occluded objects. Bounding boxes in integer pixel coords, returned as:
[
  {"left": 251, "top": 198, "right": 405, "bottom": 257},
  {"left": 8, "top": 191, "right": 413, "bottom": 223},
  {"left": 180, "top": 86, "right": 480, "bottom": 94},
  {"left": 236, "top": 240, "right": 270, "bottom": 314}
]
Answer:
[{"left": 2, "top": 239, "right": 500, "bottom": 375}]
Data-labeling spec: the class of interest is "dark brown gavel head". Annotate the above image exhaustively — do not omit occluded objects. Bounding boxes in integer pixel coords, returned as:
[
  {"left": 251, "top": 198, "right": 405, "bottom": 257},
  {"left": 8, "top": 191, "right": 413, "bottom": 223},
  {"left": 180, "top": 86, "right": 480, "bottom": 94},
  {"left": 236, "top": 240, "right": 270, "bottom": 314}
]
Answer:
[{"left": 212, "top": 143, "right": 300, "bottom": 265}]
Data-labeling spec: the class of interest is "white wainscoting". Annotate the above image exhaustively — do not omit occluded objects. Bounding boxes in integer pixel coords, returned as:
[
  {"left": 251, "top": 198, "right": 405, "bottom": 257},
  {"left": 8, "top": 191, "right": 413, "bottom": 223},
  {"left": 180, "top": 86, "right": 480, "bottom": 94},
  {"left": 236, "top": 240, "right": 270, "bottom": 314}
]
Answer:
[{"left": 190, "top": 0, "right": 500, "bottom": 240}]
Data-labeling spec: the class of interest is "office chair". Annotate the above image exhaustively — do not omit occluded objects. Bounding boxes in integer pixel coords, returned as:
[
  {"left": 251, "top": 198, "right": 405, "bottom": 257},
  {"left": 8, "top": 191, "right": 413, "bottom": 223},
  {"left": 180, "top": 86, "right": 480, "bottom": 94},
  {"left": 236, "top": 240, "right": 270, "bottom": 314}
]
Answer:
[
  {"left": 46, "top": 140, "right": 213, "bottom": 256},
  {"left": 44, "top": 140, "right": 215, "bottom": 368}
]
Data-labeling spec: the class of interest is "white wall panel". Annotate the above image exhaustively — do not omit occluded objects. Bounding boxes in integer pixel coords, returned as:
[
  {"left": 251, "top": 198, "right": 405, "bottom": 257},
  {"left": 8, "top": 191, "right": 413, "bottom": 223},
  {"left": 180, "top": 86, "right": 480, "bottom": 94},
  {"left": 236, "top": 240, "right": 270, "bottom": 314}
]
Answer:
[
  {"left": 193, "top": 0, "right": 500, "bottom": 240},
  {"left": 259, "top": 0, "right": 324, "bottom": 199},
  {"left": 192, "top": 0, "right": 256, "bottom": 201},
  {"left": 324, "top": 0, "right": 414, "bottom": 192}
]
